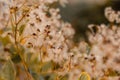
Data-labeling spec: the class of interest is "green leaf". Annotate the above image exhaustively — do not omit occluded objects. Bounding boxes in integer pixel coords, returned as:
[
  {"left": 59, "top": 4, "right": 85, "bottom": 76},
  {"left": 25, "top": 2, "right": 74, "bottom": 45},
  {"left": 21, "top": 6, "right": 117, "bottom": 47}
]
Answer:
[
  {"left": 59, "top": 74, "right": 68, "bottom": 80},
  {"left": 19, "top": 24, "right": 25, "bottom": 35},
  {"left": 0, "top": 36, "right": 11, "bottom": 46},
  {"left": 9, "top": 45, "right": 17, "bottom": 54},
  {"left": 25, "top": 52, "right": 33, "bottom": 64},
  {"left": 86, "top": 45, "right": 91, "bottom": 55},
  {"left": 12, "top": 26, "right": 15, "bottom": 34},
  {"left": 0, "top": 60, "right": 16, "bottom": 80},
  {"left": 79, "top": 72, "right": 90, "bottom": 80},
  {"left": 43, "top": 73, "right": 57, "bottom": 80},
  {"left": 40, "top": 61, "right": 54, "bottom": 72}
]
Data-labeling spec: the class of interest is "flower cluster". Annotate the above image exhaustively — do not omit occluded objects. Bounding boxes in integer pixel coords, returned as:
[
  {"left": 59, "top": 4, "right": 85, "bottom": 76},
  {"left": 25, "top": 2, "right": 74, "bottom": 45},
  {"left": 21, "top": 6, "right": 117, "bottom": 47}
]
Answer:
[
  {"left": 59, "top": 7, "right": 120, "bottom": 80},
  {"left": 87, "top": 24, "right": 120, "bottom": 79},
  {"left": 105, "top": 7, "right": 120, "bottom": 23},
  {"left": 0, "top": 0, "right": 120, "bottom": 80},
  {"left": 21, "top": 1, "right": 75, "bottom": 63},
  {"left": 85, "top": 7, "right": 120, "bottom": 80}
]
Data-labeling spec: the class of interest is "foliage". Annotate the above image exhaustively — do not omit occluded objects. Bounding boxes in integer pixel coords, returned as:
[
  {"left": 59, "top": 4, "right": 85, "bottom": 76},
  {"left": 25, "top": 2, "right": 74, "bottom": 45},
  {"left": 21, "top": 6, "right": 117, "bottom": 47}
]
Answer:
[
  {"left": 0, "top": 0, "right": 120, "bottom": 80},
  {"left": 79, "top": 72, "right": 90, "bottom": 80}
]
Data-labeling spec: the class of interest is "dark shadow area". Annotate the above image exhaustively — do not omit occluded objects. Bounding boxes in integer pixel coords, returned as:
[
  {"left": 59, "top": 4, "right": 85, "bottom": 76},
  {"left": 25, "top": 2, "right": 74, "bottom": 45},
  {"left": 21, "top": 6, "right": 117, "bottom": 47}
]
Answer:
[{"left": 60, "top": 0, "right": 120, "bottom": 42}]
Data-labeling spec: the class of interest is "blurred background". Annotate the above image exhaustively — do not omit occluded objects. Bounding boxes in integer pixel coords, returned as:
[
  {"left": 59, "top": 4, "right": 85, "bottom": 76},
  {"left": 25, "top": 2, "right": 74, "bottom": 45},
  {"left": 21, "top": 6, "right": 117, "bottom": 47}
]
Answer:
[{"left": 59, "top": 0, "right": 120, "bottom": 42}]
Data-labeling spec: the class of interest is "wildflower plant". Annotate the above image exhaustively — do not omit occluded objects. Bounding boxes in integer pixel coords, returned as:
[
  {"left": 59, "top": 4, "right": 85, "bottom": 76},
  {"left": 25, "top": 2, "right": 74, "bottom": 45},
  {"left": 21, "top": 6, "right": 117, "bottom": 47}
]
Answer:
[
  {"left": 0, "top": 0, "right": 120, "bottom": 80},
  {"left": 0, "top": 0, "right": 75, "bottom": 80}
]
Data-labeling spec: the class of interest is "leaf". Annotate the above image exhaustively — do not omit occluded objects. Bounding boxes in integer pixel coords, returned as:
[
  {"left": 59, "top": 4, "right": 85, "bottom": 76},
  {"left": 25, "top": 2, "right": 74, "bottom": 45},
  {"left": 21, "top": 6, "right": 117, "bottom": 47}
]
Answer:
[
  {"left": 79, "top": 72, "right": 91, "bottom": 80},
  {"left": 12, "top": 26, "right": 15, "bottom": 34},
  {"left": 40, "top": 61, "right": 54, "bottom": 72},
  {"left": 25, "top": 52, "right": 33, "bottom": 64},
  {"left": 86, "top": 45, "right": 91, "bottom": 55},
  {"left": 9, "top": 45, "right": 17, "bottom": 54},
  {"left": 11, "top": 54, "right": 21, "bottom": 63},
  {"left": 19, "top": 24, "right": 25, "bottom": 35},
  {"left": 29, "top": 70, "right": 40, "bottom": 80},
  {"left": 0, "top": 60, "right": 16, "bottom": 80},
  {"left": 59, "top": 74, "right": 68, "bottom": 80},
  {"left": 0, "top": 36, "right": 11, "bottom": 46},
  {"left": 43, "top": 73, "right": 57, "bottom": 80},
  {"left": 8, "top": 44, "right": 24, "bottom": 63}
]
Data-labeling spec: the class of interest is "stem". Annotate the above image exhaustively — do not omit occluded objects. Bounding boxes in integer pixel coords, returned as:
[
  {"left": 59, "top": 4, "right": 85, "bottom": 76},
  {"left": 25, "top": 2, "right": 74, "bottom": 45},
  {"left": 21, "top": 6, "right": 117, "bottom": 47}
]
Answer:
[
  {"left": 16, "top": 13, "right": 27, "bottom": 26},
  {"left": 14, "top": 10, "right": 17, "bottom": 44},
  {"left": 13, "top": 7, "right": 33, "bottom": 80},
  {"left": 15, "top": 44, "right": 33, "bottom": 80},
  {"left": 68, "top": 56, "right": 71, "bottom": 71},
  {"left": 40, "top": 46, "right": 43, "bottom": 63}
]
